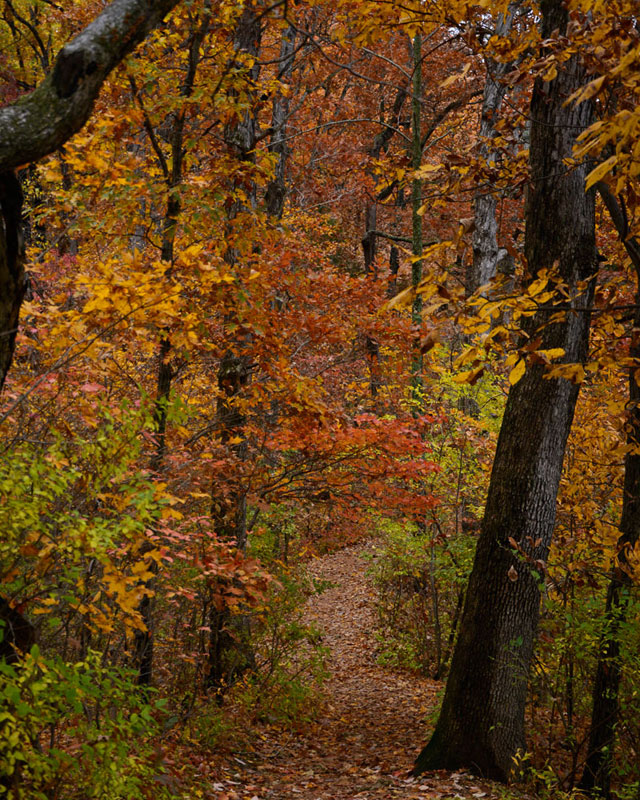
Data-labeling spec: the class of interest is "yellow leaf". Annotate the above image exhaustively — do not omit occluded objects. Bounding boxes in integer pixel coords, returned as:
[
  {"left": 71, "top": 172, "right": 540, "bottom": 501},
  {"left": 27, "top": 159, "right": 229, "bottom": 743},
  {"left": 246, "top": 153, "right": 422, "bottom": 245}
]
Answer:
[
  {"left": 544, "top": 363, "right": 586, "bottom": 383},
  {"left": 452, "top": 366, "right": 484, "bottom": 385},
  {"left": 538, "top": 348, "right": 565, "bottom": 360},
  {"left": 585, "top": 155, "right": 617, "bottom": 191},
  {"left": 184, "top": 244, "right": 204, "bottom": 258},
  {"left": 439, "top": 61, "right": 471, "bottom": 89},
  {"left": 528, "top": 276, "right": 549, "bottom": 296},
  {"left": 509, "top": 358, "right": 526, "bottom": 385},
  {"left": 570, "top": 75, "right": 606, "bottom": 106},
  {"left": 383, "top": 284, "right": 414, "bottom": 312},
  {"left": 416, "top": 163, "right": 442, "bottom": 178}
]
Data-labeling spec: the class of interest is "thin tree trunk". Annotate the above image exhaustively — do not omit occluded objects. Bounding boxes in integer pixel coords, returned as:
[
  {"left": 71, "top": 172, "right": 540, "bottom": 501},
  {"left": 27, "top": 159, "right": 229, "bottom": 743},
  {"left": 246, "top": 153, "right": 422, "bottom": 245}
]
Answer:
[
  {"left": 469, "top": 3, "right": 519, "bottom": 295},
  {"left": 211, "top": 2, "right": 261, "bottom": 550},
  {"left": 413, "top": 0, "right": 597, "bottom": 780},
  {"left": 410, "top": 33, "right": 423, "bottom": 402},
  {"left": 133, "top": 7, "right": 211, "bottom": 687},
  {"left": 207, "top": 3, "right": 261, "bottom": 693},
  {"left": 360, "top": 82, "right": 407, "bottom": 397},
  {"left": 265, "top": 23, "right": 296, "bottom": 220},
  {"left": 387, "top": 185, "right": 406, "bottom": 299},
  {"left": 579, "top": 187, "right": 640, "bottom": 798}
]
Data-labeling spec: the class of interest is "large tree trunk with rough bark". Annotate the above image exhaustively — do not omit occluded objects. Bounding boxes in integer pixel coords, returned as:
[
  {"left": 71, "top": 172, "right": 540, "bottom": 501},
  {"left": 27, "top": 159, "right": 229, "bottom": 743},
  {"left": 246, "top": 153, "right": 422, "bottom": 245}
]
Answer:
[{"left": 413, "top": 0, "right": 597, "bottom": 780}]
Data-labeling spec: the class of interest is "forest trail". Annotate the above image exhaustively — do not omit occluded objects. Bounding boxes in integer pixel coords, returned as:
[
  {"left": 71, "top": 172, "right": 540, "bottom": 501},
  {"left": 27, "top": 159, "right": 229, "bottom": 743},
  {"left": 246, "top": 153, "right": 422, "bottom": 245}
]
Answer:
[{"left": 208, "top": 542, "right": 511, "bottom": 800}]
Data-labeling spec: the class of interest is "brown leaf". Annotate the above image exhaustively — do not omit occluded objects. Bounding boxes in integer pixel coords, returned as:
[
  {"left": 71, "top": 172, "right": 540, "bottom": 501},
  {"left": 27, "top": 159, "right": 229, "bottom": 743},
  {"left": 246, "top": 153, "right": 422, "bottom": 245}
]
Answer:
[{"left": 420, "top": 330, "right": 441, "bottom": 354}]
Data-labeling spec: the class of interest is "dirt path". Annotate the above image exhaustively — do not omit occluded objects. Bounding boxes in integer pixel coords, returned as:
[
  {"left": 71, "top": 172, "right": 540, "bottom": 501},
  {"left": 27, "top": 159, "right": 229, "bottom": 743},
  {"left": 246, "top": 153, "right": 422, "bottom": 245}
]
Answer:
[{"left": 208, "top": 542, "right": 509, "bottom": 800}]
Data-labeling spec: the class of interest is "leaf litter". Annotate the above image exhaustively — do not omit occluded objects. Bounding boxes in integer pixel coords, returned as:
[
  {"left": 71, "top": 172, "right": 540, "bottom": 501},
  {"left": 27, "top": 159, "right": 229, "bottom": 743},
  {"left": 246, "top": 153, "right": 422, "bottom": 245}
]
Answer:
[{"left": 199, "top": 542, "right": 532, "bottom": 800}]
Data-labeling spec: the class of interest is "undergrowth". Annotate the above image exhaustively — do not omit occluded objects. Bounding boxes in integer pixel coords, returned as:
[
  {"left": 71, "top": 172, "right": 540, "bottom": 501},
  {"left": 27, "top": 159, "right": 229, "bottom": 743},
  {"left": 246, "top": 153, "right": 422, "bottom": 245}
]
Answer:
[{"left": 369, "top": 519, "right": 473, "bottom": 678}]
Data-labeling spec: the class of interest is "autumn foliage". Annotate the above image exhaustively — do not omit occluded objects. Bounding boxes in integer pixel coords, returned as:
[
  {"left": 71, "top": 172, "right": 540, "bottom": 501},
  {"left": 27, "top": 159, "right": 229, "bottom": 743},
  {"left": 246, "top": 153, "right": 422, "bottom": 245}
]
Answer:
[{"left": 1, "top": 0, "right": 640, "bottom": 798}]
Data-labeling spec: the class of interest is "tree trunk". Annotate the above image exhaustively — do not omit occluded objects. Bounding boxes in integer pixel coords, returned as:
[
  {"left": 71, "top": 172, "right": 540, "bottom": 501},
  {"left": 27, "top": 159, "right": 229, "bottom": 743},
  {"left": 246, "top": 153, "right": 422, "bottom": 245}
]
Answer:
[
  {"left": 579, "top": 189, "right": 640, "bottom": 798},
  {"left": 132, "top": 9, "right": 211, "bottom": 688},
  {"left": 0, "top": 597, "right": 34, "bottom": 663},
  {"left": 413, "top": 0, "right": 597, "bottom": 780},
  {"left": 0, "top": 0, "right": 182, "bottom": 172},
  {"left": 211, "top": 1, "right": 261, "bottom": 550},
  {"left": 0, "top": 597, "right": 35, "bottom": 798},
  {"left": 0, "top": 172, "right": 26, "bottom": 392},
  {"left": 265, "top": 23, "right": 296, "bottom": 220},
  {"left": 207, "top": 3, "right": 261, "bottom": 693},
  {"left": 469, "top": 3, "right": 519, "bottom": 295},
  {"left": 410, "top": 33, "right": 423, "bottom": 402},
  {"left": 579, "top": 572, "right": 631, "bottom": 797}
]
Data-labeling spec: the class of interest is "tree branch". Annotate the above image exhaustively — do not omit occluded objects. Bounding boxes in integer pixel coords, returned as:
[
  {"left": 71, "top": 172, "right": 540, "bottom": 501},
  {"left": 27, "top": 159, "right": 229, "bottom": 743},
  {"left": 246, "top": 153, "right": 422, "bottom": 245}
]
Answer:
[
  {"left": 0, "top": 0, "right": 182, "bottom": 171},
  {"left": 595, "top": 181, "right": 640, "bottom": 272}
]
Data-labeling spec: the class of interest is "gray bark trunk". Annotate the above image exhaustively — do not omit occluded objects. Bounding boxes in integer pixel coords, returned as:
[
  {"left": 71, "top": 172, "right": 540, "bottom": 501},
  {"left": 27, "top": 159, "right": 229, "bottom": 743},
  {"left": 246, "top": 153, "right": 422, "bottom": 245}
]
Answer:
[
  {"left": 413, "top": 0, "right": 597, "bottom": 780},
  {"left": 265, "top": 24, "right": 296, "bottom": 219},
  {"left": 469, "top": 4, "right": 519, "bottom": 295}
]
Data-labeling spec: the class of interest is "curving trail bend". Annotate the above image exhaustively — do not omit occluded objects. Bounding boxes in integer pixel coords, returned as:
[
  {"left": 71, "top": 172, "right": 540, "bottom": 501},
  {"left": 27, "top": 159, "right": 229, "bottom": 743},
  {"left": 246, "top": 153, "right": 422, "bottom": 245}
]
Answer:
[{"left": 208, "top": 542, "right": 510, "bottom": 800}]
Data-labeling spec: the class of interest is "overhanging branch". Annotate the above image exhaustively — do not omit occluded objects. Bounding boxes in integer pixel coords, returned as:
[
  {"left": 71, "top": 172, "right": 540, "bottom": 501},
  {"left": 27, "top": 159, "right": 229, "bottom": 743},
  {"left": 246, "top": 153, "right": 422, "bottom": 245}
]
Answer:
[{"left": 0, "top": 0, "right": 182, "bottom": 171}]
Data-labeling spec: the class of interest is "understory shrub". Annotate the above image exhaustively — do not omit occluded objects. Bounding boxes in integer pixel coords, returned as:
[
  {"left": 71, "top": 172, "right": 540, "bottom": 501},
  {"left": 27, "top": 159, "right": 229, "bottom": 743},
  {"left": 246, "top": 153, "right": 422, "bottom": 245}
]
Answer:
[
  {"left": 529, "top": 583, "right": 640, "bottom": 794},
  {"left": 0, "top": 647, "right": 174, "bottom": 800},
  {"left": 232, "top": 565, "right": 329, "bottom": 727},
  {"left": 181, "top": 561, "right": 328, "bottom": 749},
  {"left": 248, "top": 569, "right": 328, "bottom": 722},
  {"left": 371, "top": 519, "right": 473, "bottom": 678}
]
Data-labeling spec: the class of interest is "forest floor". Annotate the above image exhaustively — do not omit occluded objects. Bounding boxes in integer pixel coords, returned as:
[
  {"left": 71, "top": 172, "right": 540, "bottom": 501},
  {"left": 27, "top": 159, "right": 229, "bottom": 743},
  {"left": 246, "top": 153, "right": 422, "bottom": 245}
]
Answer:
[{"left": 202, "top": 541, "right": 529, "bottom": 800}]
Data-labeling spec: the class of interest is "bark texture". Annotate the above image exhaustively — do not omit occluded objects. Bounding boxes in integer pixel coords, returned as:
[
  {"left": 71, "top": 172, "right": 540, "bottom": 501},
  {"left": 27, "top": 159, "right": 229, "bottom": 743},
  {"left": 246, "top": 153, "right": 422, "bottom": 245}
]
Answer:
[
  {"left": 579, "top": 187, "right": 640, "bottom": 798},
  {"left": 361, "top": 85, "right": 406, "bottom": 274},
  {"left": 413, "top": 0, "right": 597, "bottom": 780},
  {"left": 0, "top": 172, "right": 26, "bottom": 392},
  {"left": 207, "top": 3, "right": 261, "bottom": 693},
  {"left": 211, "top": 1, "right": 262, "bottom": 551},
  {"left": 469, "top": 3, "right": 519, "bottom": 295},
  {"left": 265, "top": 24, "right": 296, "bottom": 219}
]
